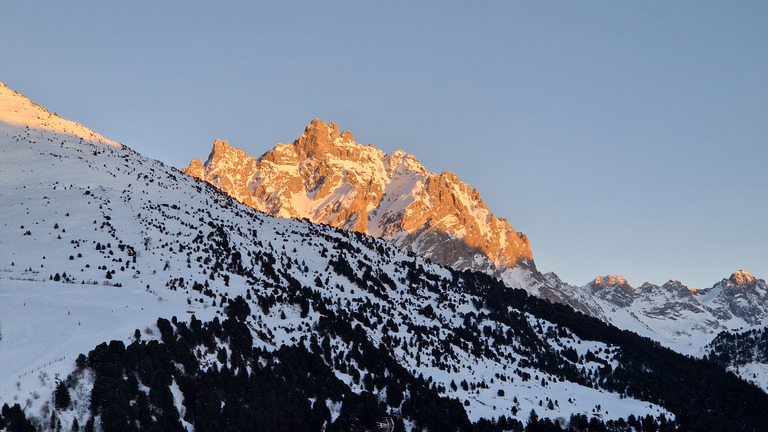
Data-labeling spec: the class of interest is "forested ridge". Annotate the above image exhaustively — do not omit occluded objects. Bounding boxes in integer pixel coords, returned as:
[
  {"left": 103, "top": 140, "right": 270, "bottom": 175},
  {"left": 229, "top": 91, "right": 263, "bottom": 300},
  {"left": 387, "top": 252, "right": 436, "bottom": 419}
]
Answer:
[{"left": 3, "top": 278, "right": 765, "bottom": 431}]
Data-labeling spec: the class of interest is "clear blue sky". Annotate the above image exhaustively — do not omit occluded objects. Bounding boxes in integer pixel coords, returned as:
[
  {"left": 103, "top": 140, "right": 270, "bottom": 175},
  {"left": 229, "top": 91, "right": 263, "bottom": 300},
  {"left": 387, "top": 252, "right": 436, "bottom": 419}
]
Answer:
[{"left": 2, "top": 1, "right": 766, "bottom": 288}]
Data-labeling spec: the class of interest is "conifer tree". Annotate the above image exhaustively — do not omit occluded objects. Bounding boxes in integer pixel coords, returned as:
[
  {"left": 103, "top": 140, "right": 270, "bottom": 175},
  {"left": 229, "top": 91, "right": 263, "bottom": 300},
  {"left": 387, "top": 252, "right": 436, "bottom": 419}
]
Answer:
[{"left": 54, "top": 380, "right": 71, "bottom": 409}]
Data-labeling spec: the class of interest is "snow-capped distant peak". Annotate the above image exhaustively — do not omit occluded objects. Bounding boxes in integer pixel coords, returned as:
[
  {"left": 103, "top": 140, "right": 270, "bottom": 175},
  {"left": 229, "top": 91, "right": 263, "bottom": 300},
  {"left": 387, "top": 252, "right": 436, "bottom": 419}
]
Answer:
[
  {"left": 728, "top": 269, "right": 757, "bottom": 287},
  {"left": 591, "top": 275, "right": 632, "bottom": 289}
]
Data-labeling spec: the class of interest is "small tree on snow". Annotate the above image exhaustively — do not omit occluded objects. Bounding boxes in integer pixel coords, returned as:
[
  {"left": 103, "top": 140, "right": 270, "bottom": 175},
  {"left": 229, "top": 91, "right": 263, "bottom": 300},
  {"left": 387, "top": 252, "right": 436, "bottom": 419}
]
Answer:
[{"left": 54, "top": 380, "right": 70, "bottom": 409}]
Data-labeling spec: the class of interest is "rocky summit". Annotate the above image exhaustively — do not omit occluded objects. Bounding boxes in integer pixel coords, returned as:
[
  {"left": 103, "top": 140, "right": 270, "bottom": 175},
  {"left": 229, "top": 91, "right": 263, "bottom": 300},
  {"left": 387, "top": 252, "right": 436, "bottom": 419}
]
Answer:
[{"left": 184, "top": 119, "right": 535, "bottom": 275}]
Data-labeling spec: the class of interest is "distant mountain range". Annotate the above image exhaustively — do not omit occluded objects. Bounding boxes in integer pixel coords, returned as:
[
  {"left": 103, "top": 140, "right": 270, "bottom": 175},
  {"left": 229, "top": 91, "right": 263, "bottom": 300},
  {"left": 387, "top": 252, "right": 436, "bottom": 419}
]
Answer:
[
  {"left": 543, "top": 270, "right": 768, "bottom": 358},
  {"left": 1, "top": 82, "right": 767, "bottom": 431}
]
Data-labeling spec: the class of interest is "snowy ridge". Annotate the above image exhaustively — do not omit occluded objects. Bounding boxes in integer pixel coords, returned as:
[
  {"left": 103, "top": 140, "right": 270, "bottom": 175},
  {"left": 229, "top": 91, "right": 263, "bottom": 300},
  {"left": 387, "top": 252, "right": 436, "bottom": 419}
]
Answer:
[
  {"left": 0, "top": 83, "right": 119, "bottom": 147},
  {"left": 542, "top": 271, "right": 768, "bottom": 357}
]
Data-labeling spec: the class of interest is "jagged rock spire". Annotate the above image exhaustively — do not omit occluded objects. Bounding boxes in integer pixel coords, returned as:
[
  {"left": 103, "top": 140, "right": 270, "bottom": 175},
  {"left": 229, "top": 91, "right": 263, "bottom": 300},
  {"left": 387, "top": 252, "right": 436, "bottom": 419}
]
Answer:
[
  {"left": 184, "top": 120, "right": 535, "bottom": 273},
  {"left": 729, "top": 269, "right": 756, "bottom": 287}
]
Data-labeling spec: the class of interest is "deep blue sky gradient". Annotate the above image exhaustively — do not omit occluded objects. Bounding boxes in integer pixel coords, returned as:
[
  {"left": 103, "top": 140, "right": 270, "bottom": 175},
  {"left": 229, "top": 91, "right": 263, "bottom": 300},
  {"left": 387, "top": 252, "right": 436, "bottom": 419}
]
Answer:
[{"left": 2, "top": 1, "right": 766, "bottom": 288}]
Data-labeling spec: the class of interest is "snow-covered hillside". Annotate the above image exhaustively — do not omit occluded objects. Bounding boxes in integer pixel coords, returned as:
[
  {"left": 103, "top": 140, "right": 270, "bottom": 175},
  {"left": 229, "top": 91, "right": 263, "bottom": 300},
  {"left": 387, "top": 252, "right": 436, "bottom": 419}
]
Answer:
[
  {"left": 0, "top": 82, "right": 118, "bottom": 147},
  {"left": 1, "top": 83, "right": 766, "bottom": 431}
]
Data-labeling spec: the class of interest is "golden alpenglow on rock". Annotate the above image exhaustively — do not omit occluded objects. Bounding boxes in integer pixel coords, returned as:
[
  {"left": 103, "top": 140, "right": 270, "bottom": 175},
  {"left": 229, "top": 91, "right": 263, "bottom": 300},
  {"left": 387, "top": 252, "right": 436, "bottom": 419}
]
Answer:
[{"left": 183, "top": 119, "right": 535, "bottom": 274}]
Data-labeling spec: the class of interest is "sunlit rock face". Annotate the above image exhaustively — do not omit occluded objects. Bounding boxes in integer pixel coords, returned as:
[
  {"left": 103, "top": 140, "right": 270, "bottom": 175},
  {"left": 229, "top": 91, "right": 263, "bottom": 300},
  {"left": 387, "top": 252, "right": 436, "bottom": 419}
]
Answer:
[
  {"left": 183, "top": 119, "right": 535, "bottom": 273},
  {"left": 729, "top": 269, "right": 757, "bottom": 287},
  {"left": 588, "top": 275, "right": 635, "bottom": 307},
  {"left": 697, "top": 270, "right": 768, "bottom": 325}
]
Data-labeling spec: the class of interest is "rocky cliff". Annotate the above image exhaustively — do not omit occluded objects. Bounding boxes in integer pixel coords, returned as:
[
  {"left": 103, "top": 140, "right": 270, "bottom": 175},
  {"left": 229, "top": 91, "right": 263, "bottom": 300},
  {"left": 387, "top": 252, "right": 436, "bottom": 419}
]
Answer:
[{"left": 184, "top": 119, "right": 535, "bottom": 274}]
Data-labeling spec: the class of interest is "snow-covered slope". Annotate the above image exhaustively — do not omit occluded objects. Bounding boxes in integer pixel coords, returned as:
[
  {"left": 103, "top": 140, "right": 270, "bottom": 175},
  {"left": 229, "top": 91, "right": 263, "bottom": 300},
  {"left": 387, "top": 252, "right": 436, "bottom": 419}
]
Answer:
[
  {"left": 706, "top": 325, "right": 768, "bottom": 391},
  {"left": 2, "top": 83, "right": 766, "bottom": 431},
  {"left": 0, "top": 82, "right": 118, "bottom": 147}
]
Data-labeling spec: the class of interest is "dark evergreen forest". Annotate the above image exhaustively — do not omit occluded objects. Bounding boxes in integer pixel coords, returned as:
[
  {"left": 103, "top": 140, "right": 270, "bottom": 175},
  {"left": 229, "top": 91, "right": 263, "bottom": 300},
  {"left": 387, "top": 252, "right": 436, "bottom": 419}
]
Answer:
[{"left": 2, "top": 289, "right": 764, "bottom": 431}]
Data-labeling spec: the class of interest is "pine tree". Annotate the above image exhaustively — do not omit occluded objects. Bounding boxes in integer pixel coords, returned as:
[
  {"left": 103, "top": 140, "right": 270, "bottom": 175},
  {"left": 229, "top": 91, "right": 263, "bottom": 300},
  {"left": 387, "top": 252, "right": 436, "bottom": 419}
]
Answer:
[{"left": 54, "top": 380, "right": 71, "bottom": 409}]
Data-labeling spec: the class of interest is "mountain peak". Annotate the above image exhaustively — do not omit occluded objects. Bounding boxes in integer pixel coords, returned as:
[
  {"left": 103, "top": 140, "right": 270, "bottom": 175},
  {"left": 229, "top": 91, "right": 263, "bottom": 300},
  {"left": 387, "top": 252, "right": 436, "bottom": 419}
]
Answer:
[
  {"left": 184, "top": 120, "right": 535, "bottom": 274},
  {"left": 294, "top": 119, "right": 355, "bottom": 158},
  {"left": 729, "top": 269, "right": 757, "bottom": 287},
  {"left": 592, "top": 274, "right": 632, "bottom": 289},
  {"left": 383, "top": 148, "right": 426, "bottom": 174},
  {"left": 184, "top": 158, "right": 205, "bottom": 178},
  {"left": 213, "top": 137, "right": 231, "bottom": 150},
  {"left": 303, "top": 118, "right": 340, "bottom": 144},
  {"left": 587, "top": 275, "right": 634, "bottom": 308}
]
